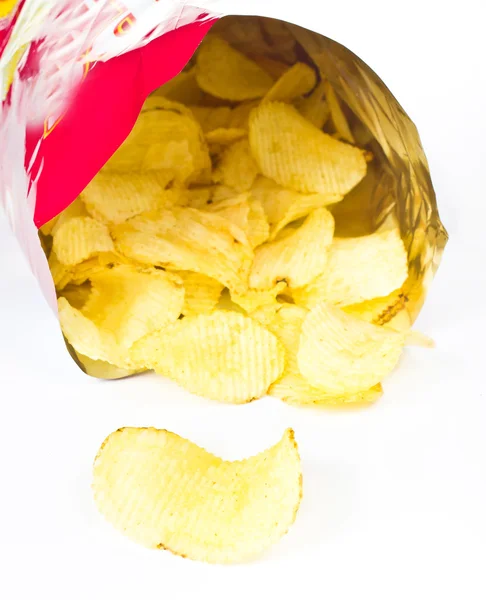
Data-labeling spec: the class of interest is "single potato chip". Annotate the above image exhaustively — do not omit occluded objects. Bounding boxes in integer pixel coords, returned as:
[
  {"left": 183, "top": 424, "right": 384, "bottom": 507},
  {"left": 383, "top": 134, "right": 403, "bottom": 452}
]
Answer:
[
  {"left": 112, "top": 207, "right": 253, "bottom": 294},
  {"left": 324, "top": 81, "right": 355, "bottom": 144},
  {"left": 294, "top": 79, "right": 330, "bottom": 129},
  {"left": 92, "top": 427, "right": 302, "bottom": 563},
  {"left": 231, "top": 281, "right": 287, "bottom": 313},
  {"left": 41, "top": 196, "right": 88, "bottom": 237},
  {"left": 177, "top": 271, "right": 224, "bottom": 316},
  {"left": 249, "top": 208, "right": 334, "bottom": 289},
  {"left": 75, "top": 352, "right": 143, "bottom": 379},
  {"left": 130, "top": 311, "right": 285, "bottom": 403},
  {"left": 263, "top": 62, "right": 316, "bottom": 104},
  {"left": 251, "top": 176, "right": 341, "bottom": 240},
  {"left": 213, "top": 139, "right": 259, "bottom": 192},
  {"left": 249, "top": 102, "right": 366, "bottom": 195},
  {"left": 298, "top": 302, "right": 405, "bottom": 394},
  {"left": 195, "top": 36, "right": 274, "bottom": 101},
  {"left": 292, "top": 229, "right": 408, "bottom": 308},
  {"left": 52, "top": 216, "right": 114, "bottom": 267},
  {"left": 82, "top": 171, "right": 176, "bottom": 224}
]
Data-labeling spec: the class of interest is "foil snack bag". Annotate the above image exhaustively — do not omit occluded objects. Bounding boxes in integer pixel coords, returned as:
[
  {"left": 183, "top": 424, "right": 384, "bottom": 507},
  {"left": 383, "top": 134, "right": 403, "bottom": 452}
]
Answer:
[{"left": 0, "top": 0, "right": 447, "bottom": 378}]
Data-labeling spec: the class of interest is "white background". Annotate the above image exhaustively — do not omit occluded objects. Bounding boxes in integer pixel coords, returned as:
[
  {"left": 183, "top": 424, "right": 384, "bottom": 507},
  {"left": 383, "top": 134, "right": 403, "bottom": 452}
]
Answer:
[{"left": 1, "top": 1, "right": 486, "bottom": 599}]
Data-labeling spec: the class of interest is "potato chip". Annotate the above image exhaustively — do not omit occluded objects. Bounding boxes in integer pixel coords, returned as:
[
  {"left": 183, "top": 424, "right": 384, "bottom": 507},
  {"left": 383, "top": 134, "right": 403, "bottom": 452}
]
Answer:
[
  {"left": 83, "top": 265, "right": 184, "bottom": 350},
  {"left": 112, "top": 207, "right": 253, "bottom": 294},
  {"left": 82, "top": 171, "right": 176, "bottom": 224},
  {"left": 298, "top": 303, "right": 405, "bottom": 394},
  {"left": 204, "top": 194, "right": 250, "bottom": 235},
  {"left": 227, "top": 100, "right": 259, "bottom": 130},
  {"left": 292, "top": 229, "right": 408, "bottom": 308},
  {"left": 153, "top": 68, "right": 204, "bottom": 104},
  {"left": 324, "top": 81, "right": 355, "bottom": 144},
  {"left": 263, "top": 62, "right": 316, "bottom": 104},
  {"left": 213, "top": 139, "right": 259, "bottom": 192},
  {"left": 48, "top": 251, "right": 73, "bottom": 290},
  {"left": 231, "top": 281, "right": 287, "bottom": 313},
  {"left": 92, "top": 427, "right": 301, "bottom": 563},
  {"left": 189, "top": 106, "right": 232, "bottom": 133},
  {"left": 294, "top": 79, "right": 330, "bottom": 129},
  {"left": 250, "top": 55, "right": 290, "bottom": 79},
  {"left": 252, "top": 303, "right": 382, "bottom": 407},
  {"left": 59, "top": 282, "right": 91, "bottom": 310},
  {"left": 205, "top": 128, "right": 247, "bottom": 146},
  {"left": 195, "top": 36, "right": 274, "bottom": 101},
  {"left": 343, "top": 288, "right": 411, "bottom": 328},
  {"left": 47, "top": 196, "right": 89, "bottom": 237},
  {"left": 249, "top": 208, "right": 334, "bottom": 290},
  {"left": 177, "top": 271, "right": 224, "bottom": 316},
  {"left": 251, "top": 176, "right": 341, "bottom": 240},
  {"left": 75, "top": 353, "right": 142, "bottom": 379},
  {"left": 247, "top": 198, "right": 270, "bottom": 248},
  {"left": 52, "top": 216, "right": 114, "bottom": 267},
  {"left": 249, "top": 102, "right": 366, "bottom": 195},
  {"left": 130, "top": 311, "right": 285, "bottom": 403}
]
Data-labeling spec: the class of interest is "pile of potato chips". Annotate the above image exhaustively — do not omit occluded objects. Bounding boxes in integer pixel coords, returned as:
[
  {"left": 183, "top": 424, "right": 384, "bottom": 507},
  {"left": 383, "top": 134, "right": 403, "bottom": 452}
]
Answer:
[{"left": 40, "top": 34, "right": 422, "bottom": 408}]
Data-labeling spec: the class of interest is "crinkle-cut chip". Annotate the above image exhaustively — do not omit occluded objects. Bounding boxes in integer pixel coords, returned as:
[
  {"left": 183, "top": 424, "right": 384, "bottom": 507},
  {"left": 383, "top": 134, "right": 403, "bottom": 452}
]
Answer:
[
  {"left": 251, "top": 176, "right": 341, "bottom": 240},
  {"left": 195, "top": 36, "right": 274, "bottom": 101},
  {"left": 104, "top": 100, "right": 210, "bottom": 182},
  {"left": 263, "top": 62, "right": 317, "bottom": 104},
  {"left": 52, "top": 216, "right": 114, "bottom": 267},
  {"left": 48, "top": 251, "right": 72, "bottom": 290},
  {"left": 112, "top": 207, "right": 253, "bottom": 294},
  {"left": 206, "top": 128, "right": 247, "bottom": 146},
  {"left": 59, "top": 282, "right": 91, "bottom": 310},
  {"left": 247, "top": 198, "right": 270, "bottom": 248},
  {"left": 83, "top": 265, "right": 184, "bottom": 350},
  {"left": 251, "top": 304, "right": 382, "bottom": 408},
  {"left": 153, "top": 68, "right": 204, "bottom": 104},
  {"left": 213, "top": 139, "right": 259, "bottom": 192},
  {"left": 177, "top": 271, "right": 224, "bottom": 316},
  {"left": 57, "top": 297, "right": 118, "bottom": 364},
  {"left": 249, "top": 208, "right": 334, "bottom": 290},
  {"left": 231, "top": 282, "right": 287, "bottom": 313},
  {"left": 81, "top": 171, "right": 175, "bottom": 224},
  {"left": 324, "top": 81, "right": 355, "bottom": 144},
  {"left": 343, "top": 288, "right": 411, "bottom": 329},
  {"left": 130, "top": 311, "right": 285, "bottom": 403},
  {"left": 249, "top": 102, "right": 366, "bottom": 195},
  {"left": 92, "top": 427, "right": 301, "bottom": 563},
  {"left": 249, "top": 55, "right": 290, "bottom": 79},
  {"left": 228, "top": 100, "right": 259, "bottom": 130},
  {"left": 49, "top": 197, "right": 88, "bottom": 237},
  {"left": 75, "top": 352, "right": 143, "bottom": 379},
  {"left": 68, "top": 253, "right": 133, "bottom": 287},
  {"left": 294, "top": 80, "right": 330, "bottom": 129},
  {"left": 298, "top": 302, "right": 405, "bottom": 394},
  {"left": 205, "top": 194, "right": 250, "bottom": 236},
  {"left": 188, "top": 106, "right": 232, "bottom": 133},
  {"left": 292, "top": 229, "right": 408, "bottom": 309}
]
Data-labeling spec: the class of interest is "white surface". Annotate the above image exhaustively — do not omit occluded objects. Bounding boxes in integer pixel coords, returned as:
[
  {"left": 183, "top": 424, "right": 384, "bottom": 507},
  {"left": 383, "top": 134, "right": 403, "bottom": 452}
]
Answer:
[{"left": 1, "top": 1, "right": 486, "bottom": 598}]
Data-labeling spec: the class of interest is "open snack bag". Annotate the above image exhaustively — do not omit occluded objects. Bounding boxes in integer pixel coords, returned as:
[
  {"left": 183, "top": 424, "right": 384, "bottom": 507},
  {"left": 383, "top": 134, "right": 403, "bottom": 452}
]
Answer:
[{"left": 0, "top": 1, "right": 447, "bottom": 404}]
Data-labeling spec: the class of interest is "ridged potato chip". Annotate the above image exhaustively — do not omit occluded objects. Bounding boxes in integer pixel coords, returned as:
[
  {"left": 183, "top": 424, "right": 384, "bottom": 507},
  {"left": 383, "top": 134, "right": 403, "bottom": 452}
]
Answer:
[
  {"left": 249, "top": 102, "right": 366, "bottom": 195},
  {"left": 231, "top": 281, "right": 287, "bottom": 313},
  {"left": 292, "top": 229, "right": 408, "bottom": 308},
  {"left": 343, "top": 288, "right": 411, "bottom": 329},
  {"left": 112, "top": 207, "right": 253, "bottom": 294},
  {"left": 213, "top": 139, "right": 259, "bottom": 192},
  {"left": 263, "top": 62, "right": 316, "bottom": 104},
  {"left": 48, "top": 251, "right": 72, "bottom": 290},
  {"left": 130, "top": 311, "right": 285, "bottom": 403},
  {"left": 204, "top": 194, "right": 250, "bottom": 235},
  {"left": 298, "top": 302, "right": 406, "bottom": 394},
  {"left": 252, "top": 303, "right": 382, "bottom": 407},
  {"left": 82, "top": 171, "right": 176, "bottom": 224},
  {"left": 294, "top": 80, "right": 330, "bottom": 129},
  {"left": 195, "top": 36, "right": 274, "bottom": 101},
  {"left": 52, "top": 216, "right": 114, "bottom": 267},
  {"left": 93, "top": 427, "right": 302, "bottom": 563},
  {"left": 249, "top": 208, "right": 334, "bottom": 289},
  {"left": 153, "top": 68, "right": 204, "bottom": 104},
  {"left": 324, "top": 81, "right": 355, "bottom": 144},
  {"left": 177, "top": 271, "right": 224, "bottom": 316},
  {"left": 251, "top": 176, "right": 341, "bottom": 240}
]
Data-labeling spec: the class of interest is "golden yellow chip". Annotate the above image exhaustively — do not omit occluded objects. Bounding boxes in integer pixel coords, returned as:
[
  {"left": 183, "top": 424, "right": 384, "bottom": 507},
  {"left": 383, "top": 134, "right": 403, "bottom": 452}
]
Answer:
[
  {"left": 195, "top": 36, "right": 274, "bottom": 101},
  {"left": 47, "top": 196, "right": 89, "bottom": 238},
  {"left": 177, "top": 271, "right": 224, "bottom": 316},
  {"left": 292, "top": 229, "right": 408, "bottom": 308},
  {"left": 93, "top": 427, "right": 302, "bottom": 563},
  {"left": 205, "top": 128, "right": 247, "bottom": 146},
  {"left": 324, "top": 81, "right": 355, "bottom": 144},
  {"left": 75, "top": 353, "right": 143, "bottom": 379},
  {"left": 59, "top": 282, "right": 91, "bottom": 310},
  {"left": 250, "top": 55, "right": 290, "bottom": 79},
  {"left": 81, "top": 171, "right": 176, "bottom": 224},
  {"left": 204, "top": 193, "right": 250, "bottom": 235},
  {"left": 83, "top": 265, "right": 184, "bottom": 351},
  {"left": 48, "top": 250, "right": 73, "bottom": 290},
  {"left": 251, "top": 176, "right": 341, "bottom": 240},
  {"left": 153, "top": 68, "right": 204, "bottom": 104},
  {"left": 249, "top": 208, "right": 334, "bottom": 289},
  {"left": 189, "top": 106, "right": 232, "bottom": 133},
  {"left": 231, "top": 281, "right": 287, "bottom": 313},
  {"left": 52, "top": 216, "right": 114, "bottom": 267},
  {"left": 298, "top": 303, "right": 405, "bottom": 394},
  {"left": 249, "top": 102, "right": 366, "bottom": 195},
  {"left": 112, "top": 207, "right": 253, "bottom": 294},
  {"left": 263, "top": 62, "right": 316, "bottom": 104},
  {"left": 343, "top": 288, "right": 411, "bottom": 329},
  {"left": 227, "top": 100, "right": 259, "bottom": 130},
  {"left": 294, "top": 79, "right": 330, "bottom": 129},
  {"left": 130, "top": 311, "right": 285, "bottom": 403},
  {"left": 213, "top": 139, "right": 259, "bottom": 192},
  {"left": 247, "top": 197, "right": 270, "bottom": 248}
]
